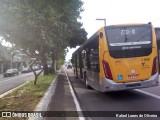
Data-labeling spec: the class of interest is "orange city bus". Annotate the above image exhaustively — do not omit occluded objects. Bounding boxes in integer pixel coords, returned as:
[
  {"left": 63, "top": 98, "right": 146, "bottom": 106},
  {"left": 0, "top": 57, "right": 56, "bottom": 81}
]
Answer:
[{"left": 72, "top": 23, "right": 159, "bottom": 92}]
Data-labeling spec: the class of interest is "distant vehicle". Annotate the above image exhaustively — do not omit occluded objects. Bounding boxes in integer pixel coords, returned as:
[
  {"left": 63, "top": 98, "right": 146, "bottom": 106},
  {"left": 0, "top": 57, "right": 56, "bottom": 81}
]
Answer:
[
  {"left": 32, "top": 66, "right": 41, "bottom": 71},
  {"left": 21, "top": 67, "right": 31, "bottom": 73},
  {"left": 3, "top": 68, "right": 19, "bottom": 77},
  {"left": 67, "top": 64, "right": 72, "bottom": 69}
]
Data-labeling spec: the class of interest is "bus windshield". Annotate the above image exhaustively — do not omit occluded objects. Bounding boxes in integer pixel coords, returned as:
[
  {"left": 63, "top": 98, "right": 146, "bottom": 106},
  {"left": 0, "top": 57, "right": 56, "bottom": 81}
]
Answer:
[
  {"left": 105, "top": 25, "right": 152, "bottom": 58},
  {"left": 106, "top": 25, "right": 152, "bottom": 46}
]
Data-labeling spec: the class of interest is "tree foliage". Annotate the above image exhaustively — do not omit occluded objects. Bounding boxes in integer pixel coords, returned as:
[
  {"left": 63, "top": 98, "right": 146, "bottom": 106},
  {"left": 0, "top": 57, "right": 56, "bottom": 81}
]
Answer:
[{"left": 0, "top": 0, "right": 87, "bottom": 85}]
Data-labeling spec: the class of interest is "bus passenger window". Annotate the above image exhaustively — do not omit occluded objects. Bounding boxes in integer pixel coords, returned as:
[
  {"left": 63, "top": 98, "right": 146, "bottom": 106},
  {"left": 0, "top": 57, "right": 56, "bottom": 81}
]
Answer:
[
  {"left": 85, "top": 49, "right": 91, "bottom": 70},
  {"left": 81, "top": 50, "right": 86, "bottom": 68},
  {"left": 90, "top": 49, "right": 100, "bottom": 72}
]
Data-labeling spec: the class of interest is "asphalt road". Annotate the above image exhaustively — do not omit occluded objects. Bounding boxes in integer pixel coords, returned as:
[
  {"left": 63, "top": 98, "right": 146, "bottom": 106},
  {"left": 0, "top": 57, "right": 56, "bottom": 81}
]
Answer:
[
  {"left": 66, "top": 69, "right": 160, "bottom": 120},
  {"left": 0, "top": 72, "right": 36, "bottom": 95}
]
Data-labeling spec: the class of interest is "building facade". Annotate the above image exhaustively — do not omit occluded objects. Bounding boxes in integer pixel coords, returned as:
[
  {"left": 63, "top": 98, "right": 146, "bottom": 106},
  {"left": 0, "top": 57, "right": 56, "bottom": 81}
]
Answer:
[{"left": 0, "top": 46, "right": 30, "bottom": 73}]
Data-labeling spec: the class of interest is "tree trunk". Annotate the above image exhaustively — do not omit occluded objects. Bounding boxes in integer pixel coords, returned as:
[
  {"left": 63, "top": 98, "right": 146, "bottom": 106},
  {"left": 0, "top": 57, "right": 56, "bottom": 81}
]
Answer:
[
  {"left": 33, "top": 67, "right": 44, "bottom": 85},
  {"left": 34, "top": 75, "right": 38, "bottom": 85},
  {"left": 42, "top": 57, "right": 49, "bottom": 75},
  {"left": 51, "top": 60, "right": 55, "bottom": 74},
  {"left": 43, "top": 62, "right": 49, "bottom": 75},
  {"left": 29, "top": 58, "right": 44, "bottom": 85},
  {"left": 51, "top": 49, "right": 56, "bottom": 74}
]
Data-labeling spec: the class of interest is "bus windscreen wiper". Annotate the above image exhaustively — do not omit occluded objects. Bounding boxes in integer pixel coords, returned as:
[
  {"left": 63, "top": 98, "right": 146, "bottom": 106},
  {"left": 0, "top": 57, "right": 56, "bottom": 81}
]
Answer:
[{"left": 136, "top": 36, "right": 145, "bottom": 42}]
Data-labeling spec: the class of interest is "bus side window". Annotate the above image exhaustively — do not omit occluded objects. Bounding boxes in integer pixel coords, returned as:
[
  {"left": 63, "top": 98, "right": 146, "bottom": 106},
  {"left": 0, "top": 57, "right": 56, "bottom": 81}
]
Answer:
[
  {"left": 81, "top": 50, "right": 86, "bottom": 68},
  {"left": 86, "top": 49, "right": 91, "bottom": 70},
  {"left": 90, "top": 49, "right": 100, "bottom": 72}
]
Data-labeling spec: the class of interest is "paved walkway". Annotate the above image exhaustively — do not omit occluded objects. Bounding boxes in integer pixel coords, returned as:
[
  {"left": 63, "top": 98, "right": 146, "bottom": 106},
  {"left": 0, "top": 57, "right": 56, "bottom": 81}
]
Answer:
[{"left": 43, "top": 67, "right": 79, "bottom": 120}]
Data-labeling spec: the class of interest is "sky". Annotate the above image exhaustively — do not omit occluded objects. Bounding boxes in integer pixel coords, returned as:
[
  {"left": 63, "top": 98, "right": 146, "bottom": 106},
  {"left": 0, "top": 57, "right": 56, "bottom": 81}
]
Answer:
[
  {"left": 81, "top": 0, "right": 160, "bottom": 38},
  {"left": 66, "top": 0, "right": 160, "bottom": 60}
]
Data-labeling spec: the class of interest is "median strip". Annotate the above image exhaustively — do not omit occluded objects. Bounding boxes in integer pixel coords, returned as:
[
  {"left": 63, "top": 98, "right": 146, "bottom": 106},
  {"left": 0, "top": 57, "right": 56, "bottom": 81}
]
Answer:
[{"left": 0, "top": 74, "right": 56, "bottom": 120}]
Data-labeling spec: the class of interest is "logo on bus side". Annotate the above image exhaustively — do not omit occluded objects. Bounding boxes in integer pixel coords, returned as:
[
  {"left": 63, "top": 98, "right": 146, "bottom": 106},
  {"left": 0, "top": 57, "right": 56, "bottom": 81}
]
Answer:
[
  {"left": 131, "top": 69, "right": 136, "bottom": 74},
  {"left": 118, "top": 75, "right": 123, "bottom": 80},
  {"left": 115, "top": 60, "right": 123, "bottom": 64},
  {"left": 141, "top": 58, "right": 150, "bottom": 61},
  {"left": 141, "top": 58, "right": 150, "bottom": 69}
]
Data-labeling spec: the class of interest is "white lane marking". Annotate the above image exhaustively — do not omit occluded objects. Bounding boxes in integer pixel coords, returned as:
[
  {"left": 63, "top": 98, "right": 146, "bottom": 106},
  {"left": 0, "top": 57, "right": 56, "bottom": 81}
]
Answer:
[
  {"left": 0, "top": 81, "right": 30, "bottom": 98},
  {"left": 64, "top": 68, "right": 85, "bottom": 120},
  {"left": 0, "top": 73, "right": 32, "bottom": 84},
  {"left": 135, "top": 89, "right": 160, "bottom": 100}
]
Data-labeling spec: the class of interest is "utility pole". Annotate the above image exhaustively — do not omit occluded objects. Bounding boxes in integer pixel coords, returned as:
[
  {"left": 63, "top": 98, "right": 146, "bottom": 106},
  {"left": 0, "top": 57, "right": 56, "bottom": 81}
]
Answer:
[{"left": 96, "top": 18, "right": 106, "bottom": 26}]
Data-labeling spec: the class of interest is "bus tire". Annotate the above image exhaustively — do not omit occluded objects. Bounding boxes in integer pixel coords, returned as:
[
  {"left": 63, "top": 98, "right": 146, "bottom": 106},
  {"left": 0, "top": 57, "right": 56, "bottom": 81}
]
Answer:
[{"left": 84, "top": 73, "right": 90, "bottom": 89}]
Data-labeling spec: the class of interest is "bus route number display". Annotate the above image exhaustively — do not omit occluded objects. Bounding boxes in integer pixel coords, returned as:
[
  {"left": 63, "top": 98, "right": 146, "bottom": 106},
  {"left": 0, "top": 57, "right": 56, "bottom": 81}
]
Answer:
[{"left": 121, "top": 29, "right": 135, "bottom": 35}]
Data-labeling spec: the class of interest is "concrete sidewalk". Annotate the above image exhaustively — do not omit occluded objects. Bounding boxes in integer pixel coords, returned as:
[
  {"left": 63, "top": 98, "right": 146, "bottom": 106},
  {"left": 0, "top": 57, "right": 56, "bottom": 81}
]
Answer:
[{"left": 33, "top": 67, "right": 81, "bottom": 120}]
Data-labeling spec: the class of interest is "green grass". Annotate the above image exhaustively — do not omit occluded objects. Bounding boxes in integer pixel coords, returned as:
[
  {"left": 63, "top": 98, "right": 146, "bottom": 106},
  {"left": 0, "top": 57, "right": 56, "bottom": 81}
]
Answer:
[{"left": 0, "top": 74, "right": 56, "bottom": 120}]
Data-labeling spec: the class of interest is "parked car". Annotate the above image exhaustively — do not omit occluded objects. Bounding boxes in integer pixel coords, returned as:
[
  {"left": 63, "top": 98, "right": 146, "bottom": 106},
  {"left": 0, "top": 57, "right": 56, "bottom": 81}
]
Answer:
[
  {"left": 3, "top": 68, "right": 19, "bottom": 77},
  {"left": 32, "top": 66, "right": 41, "bottom": 71},
  {"left": 21, "top": 67, "right": 31, "bottom": 73}
]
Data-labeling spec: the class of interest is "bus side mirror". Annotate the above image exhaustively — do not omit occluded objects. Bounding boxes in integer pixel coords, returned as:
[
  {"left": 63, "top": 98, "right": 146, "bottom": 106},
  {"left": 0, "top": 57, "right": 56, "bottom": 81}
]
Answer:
[{"left": 100, "top": 32, "right": 103, "bottom": 38}]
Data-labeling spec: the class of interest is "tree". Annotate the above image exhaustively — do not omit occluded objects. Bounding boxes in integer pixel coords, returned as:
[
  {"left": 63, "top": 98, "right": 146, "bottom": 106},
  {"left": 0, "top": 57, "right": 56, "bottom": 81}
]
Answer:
[
  {"left": 0, "top": 0, "right": 87, "bottom": 85},
  {"left": 69, "top": 27, "right": 87, "bottom": 48}
]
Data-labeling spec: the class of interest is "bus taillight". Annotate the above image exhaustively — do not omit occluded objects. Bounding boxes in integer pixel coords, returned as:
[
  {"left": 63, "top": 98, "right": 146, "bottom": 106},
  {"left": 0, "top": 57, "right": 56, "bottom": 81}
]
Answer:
[
  {"left": 151, "top": 57, "right": 158, "bottom": 75},
  {"left": 102, "top": 60, "right": 113, "bottom": 80}
]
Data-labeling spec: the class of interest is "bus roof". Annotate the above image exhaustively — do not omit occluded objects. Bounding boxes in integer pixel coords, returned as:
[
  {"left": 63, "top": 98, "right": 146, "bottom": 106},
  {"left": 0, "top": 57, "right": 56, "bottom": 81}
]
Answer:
[{"left": 72, "top": 31, "right": 98, "bottom": 57}]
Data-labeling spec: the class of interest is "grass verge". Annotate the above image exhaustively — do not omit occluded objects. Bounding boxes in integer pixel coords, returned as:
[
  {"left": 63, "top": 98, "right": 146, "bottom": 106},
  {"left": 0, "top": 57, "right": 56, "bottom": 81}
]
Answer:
[{"left": 0, "top": 74, "right": 56, "bottom": 120}]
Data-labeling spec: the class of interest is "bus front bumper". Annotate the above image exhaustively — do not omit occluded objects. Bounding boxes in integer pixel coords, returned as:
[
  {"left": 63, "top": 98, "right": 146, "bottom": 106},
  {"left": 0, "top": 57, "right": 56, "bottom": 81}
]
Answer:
[{"left": 101, "top": 72, "right": 159, "bottom": 92}]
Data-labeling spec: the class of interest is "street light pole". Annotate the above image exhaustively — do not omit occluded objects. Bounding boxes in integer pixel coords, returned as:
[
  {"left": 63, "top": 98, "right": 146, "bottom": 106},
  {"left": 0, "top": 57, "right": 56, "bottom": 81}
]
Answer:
[{"left": 96, "top": 18, "right": 106, "bottom": 26}]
